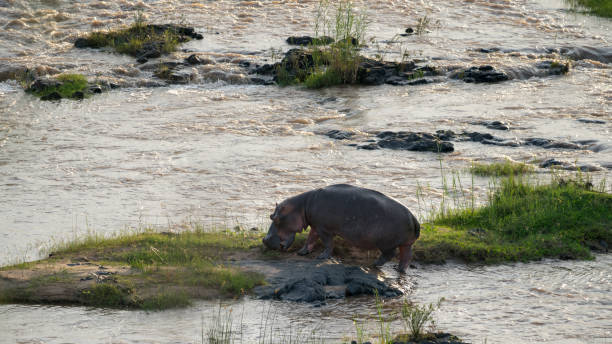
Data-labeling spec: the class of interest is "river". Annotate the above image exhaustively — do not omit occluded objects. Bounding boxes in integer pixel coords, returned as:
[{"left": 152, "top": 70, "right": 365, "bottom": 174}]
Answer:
[{"left": 0, "top": 0, "right": 610, "bottom": 342}]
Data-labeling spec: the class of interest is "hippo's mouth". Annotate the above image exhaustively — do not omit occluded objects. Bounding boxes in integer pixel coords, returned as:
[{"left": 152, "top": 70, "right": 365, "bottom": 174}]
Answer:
[{"left": 279, "top": 234, "right": 295, "bottom": 251}]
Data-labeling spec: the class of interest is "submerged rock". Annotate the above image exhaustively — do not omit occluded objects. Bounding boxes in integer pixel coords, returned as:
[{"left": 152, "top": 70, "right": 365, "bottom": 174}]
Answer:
[
  {"left": 325, "top": 129, "right": 355, "bottom": 140},
  {"left": 524, "top": 138, "right": 583, "bottom": 150},
  {"left": 471, "top": 120, "right": 511, "bottom": 130},
  {"left": 376, "top": 131, "right": 454, "bottom": 153},
  {"left": 535, "top": 60, "right": 570, "bottom": 75},
  {"left": 74, "top": 24, "right": 203, "bottom": 62},
  {"left": 388, "top": 332, "right": 469, "bottom": 344},
  {"left": 286, "top": 36, "right": 334, "bottom": 46},
  {"left": 577, "top": 118, "right": 606, "bottom": 124},
  {"left": 539, "top": 158, "right": 603, "bottom": 171},
  {"left": 451, "top": 65, "right": 509, "bottom": 83},
  {"left": 357, "top": 58, "right": 435, "bottom": 86}
]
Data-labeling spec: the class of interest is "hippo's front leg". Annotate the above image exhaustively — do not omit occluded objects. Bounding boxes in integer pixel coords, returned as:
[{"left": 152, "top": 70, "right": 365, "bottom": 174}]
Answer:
[
  {"left": 316, "top": 229, "right": 334, "bottom": 259},
  {"left": 297, "top": 229, "right": 319, "bottom": 256}
]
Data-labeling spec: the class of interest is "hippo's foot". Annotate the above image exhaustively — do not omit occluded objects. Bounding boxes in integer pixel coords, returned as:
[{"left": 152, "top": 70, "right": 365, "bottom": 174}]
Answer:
[
  {"left": 374, "top": 249, "right": 396, "bottom": 267},
  {"left": 316, "top": 251, "right": 332, "bottom": 260},
  {"left": 297, "top": 246, "right": 310, "bottom": 256}
]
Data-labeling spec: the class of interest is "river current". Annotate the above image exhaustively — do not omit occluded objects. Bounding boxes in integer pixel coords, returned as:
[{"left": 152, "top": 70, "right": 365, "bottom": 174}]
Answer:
[{"left": 0, "top": 0, "right": 610, "bottom": 342}]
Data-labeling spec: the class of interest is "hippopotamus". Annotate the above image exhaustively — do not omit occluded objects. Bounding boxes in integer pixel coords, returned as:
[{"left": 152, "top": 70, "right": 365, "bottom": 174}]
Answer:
[{"left": 262, "top": 184, "right": 420, "bottom": 272}]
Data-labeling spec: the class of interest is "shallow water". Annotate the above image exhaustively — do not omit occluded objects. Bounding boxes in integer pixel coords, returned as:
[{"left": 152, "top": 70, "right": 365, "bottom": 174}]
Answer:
[
  {"left": 0, "top": 0, "right": 611, "bottom": 342},
  {"left": 1, "top": 255, "right": 610, "bottom": 343}
]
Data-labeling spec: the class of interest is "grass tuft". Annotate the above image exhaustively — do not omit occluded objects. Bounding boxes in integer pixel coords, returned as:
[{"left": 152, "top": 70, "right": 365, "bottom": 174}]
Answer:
[
  {"left": 566, "top": 0, "right": 612, "bottom": 17},
  {"left": 77, "top": 13, "right": 185, "bottom": 57},
  {"left": 28, "top": 73, "right": 88, "bottom": 100},
  {"left": 470, "top": 160, "right": 534, "bottom": 177}
]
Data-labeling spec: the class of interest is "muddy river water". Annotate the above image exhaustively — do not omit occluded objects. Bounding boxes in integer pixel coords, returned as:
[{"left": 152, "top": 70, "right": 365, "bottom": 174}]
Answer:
[{"left": 0, "top": 0, "right": 610, "bottom": 342}]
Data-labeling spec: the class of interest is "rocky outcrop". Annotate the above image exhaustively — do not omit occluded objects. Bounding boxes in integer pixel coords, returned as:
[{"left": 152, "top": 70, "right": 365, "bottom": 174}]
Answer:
[
  {"left": 539, "top": 158, "right": 603, "bottom": 172},
  {"left": 451, "top": 65, "right": 509, "bottom": 83},
  {"left": 373, "top": 131, "right": 454, "bottom": 153},
  {"left": 74, "top": 24, "right": 203, "bottom": 63},
  {"left": 250, "top": 260, "right": 402, "bottom": 305},
  {"left": 286, "top": 36, "right": 334, "bottom": 46},
  {"left": 357, "top": 58, "right": 437, "bottom": 86},
  {"left": 471, "top": 120, "right": 510, "bottom": 130}
]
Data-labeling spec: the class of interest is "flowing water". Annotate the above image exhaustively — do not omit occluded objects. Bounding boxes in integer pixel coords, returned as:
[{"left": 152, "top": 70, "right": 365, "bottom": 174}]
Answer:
[{"left": 0, "top": 0, "right": 610, "bottom": 342}]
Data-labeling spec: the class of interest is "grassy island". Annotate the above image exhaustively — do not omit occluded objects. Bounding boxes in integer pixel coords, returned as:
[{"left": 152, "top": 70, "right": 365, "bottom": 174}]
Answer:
[{"left": 1, "top": 174, "right": 609, "bottom": 310}]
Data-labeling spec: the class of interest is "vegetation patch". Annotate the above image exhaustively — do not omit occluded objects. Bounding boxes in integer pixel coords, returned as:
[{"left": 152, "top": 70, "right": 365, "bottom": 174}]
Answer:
[
  {"left": 74, "top": 13, "right": 202, "bottom": 62},
  {"left": 566, "top": 0, "right": 612, "bottom": 17},
  {"left": 470, "top": 159, "right": 534, "bottom": 177},
  {"left": 274, "top": 0, "right": 368, "bottom": 88},
  {"left": 0, "top": 230, "right": 265, "bottom": 310},
  {"left": 421, "top": 176, "right": 611, "bottom": 263},
  {"left": 26, "top": 74, "right": 90, "bottom": 101}
]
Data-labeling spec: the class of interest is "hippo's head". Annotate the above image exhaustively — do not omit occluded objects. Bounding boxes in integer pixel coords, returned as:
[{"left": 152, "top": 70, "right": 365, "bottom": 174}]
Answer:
[{"left": 262, "top": 202, "right": 305, "bottom": 251}]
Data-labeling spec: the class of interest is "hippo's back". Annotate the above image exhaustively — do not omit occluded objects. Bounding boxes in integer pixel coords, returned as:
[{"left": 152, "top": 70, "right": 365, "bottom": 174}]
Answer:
[
  {"left": 315, "top": 184, "right": 416, "bottom": 227},
  {"left": 310, "top": 184, "right": 418, "bottom": 249}
]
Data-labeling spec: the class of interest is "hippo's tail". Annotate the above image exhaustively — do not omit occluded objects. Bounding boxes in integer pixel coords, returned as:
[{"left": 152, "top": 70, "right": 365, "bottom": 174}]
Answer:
[{"left": 414, "top": 221, "right": 420, "bottom": 239}]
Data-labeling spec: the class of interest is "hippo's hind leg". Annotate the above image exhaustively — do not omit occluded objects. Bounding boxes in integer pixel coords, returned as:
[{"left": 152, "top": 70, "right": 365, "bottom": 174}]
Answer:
[
  {"left": 398, "top": 240, "right": 415, "bottom": 272},
  {"left": 374, "top": 248, "right": 397, "bottom": 267},
  {"left": 316, "top": 229, "right": 334, "bottom": 260},
  {"left": 297, "top": 229, "right": 319, "bottom": 256}
]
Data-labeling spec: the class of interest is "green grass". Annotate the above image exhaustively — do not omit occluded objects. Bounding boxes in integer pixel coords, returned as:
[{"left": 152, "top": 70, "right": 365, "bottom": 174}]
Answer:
[
  {"left": 566, "top": 0, "right": 612, "bottom": 17},
  {"left": 303, "top": 68, "right": 343, "bottom": 89},
  {"left": 29, "top": 73, "right": 88, "bottom": 100},
  {"left": 78, "top": 15, "right": 182, "bottom": 56},
  {"left": 470, "top": 160, "right": 534, "bottom": 177},
  {"left": 276, "top": 0, "right": 367, "bottom": 88},
  {"left": 1, "top": 230, "right": 266, "bottom": 310},
  {"left": 421, "top": 176, "right": 612, "bottom": 263}
]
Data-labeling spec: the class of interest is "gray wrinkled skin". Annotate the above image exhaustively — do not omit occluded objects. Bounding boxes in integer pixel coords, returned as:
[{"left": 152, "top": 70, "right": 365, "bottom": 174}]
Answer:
[{"left": 263, "top": 184, "right": 420, "bottom": 272}]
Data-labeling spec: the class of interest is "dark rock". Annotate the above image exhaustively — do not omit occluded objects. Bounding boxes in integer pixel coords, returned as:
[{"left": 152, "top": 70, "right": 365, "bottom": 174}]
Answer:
[
  {"left": 524, "top": 138, "right": 582, "bottom": 150},
  {"left": 286, "top": 36, "right": 334, "bottom": 46},
  {"left": 40, "top": 92, "right": 62, "bottom": 101},
  {"left": 478, "top": 47, "right": 501, "bottom": 53},
  {"left": 254, "top": 63, "right": 277, "bottom": 75},
  {"left": 136, "top": 56, "right": 148, "bottom": 64},
  {"left": 472, "top": 120, "right": 510, "bottom": 130},
  {"left": 27, "top": 78, "right": 61, "bottom": 93},
  {"left": 74, "top": 24, "right": 202, "bottom": 60},
  {"left": 435, "top": 130, "right": 456, "bottom": 140},
  {"left": 357, "top": 58, "right": 433, "bottom": 86},
  {"left": 186, "top": 54, "right": 203, "bottom": 65},
  {"left": 269, "top": 48, "right": 316, "bottom": 82},
  {"left": 72, "top": 91, "right": 85, "bottom": 99},
  {"left": 346, "top": 273, "right": 402, "bottom": 297},
  {"left": 463, "top": 131, "right": 496, "bottom": 142},
  {"left": 74, "top": 37, "right": 94, "bottom": 49},
  {"left": 405, "top": 27, "right": 414, "bottom": 34},
  {"left": 89, "top": 85, "right": 103, "bottom": 94},
  {"left": 398, "top": 61, "right": 417, "bottom": 72},
  {"left": 326, "top": 129, "right": 355, "bottom": 140},
  {"left": 252, "top": 261, "right": 402, "bottom": 303},
  {"left": 249, "top": 77, "right": 275, "bottom": 85},
  {"left": 358, "top": 143, "right": 380, "bottom": 150},
  {"left": 377, "top": 132, "right": 454, "bottom": 153},
  {"left": 452, "top": 66, "right": 509, "bottom": 83},
  {"left": 536, "top": 60, "right": 569, "bottom": 75},
  {"left": 577, "top": 118, "right": 605, "bottom": 124}
]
